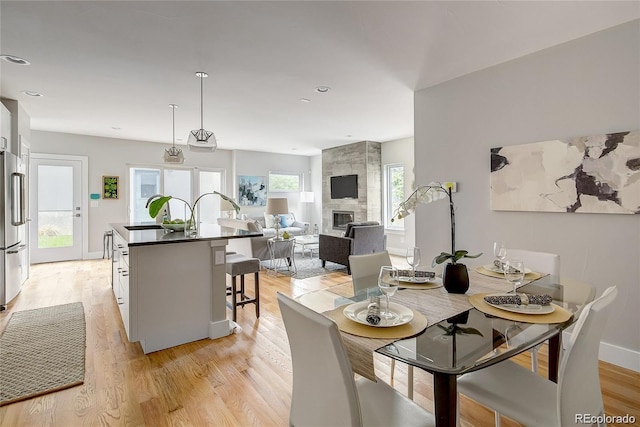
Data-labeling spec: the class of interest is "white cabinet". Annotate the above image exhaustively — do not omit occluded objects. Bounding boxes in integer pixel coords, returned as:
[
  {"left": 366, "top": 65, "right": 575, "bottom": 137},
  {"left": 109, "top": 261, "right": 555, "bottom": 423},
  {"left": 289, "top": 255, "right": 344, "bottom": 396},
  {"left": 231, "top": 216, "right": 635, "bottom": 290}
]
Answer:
[
  {"left": 112, "top": 231, "right": 131, "bottom": 339},
  {"left": 0, "top": 103, "right": 10, "bottom": 151}
]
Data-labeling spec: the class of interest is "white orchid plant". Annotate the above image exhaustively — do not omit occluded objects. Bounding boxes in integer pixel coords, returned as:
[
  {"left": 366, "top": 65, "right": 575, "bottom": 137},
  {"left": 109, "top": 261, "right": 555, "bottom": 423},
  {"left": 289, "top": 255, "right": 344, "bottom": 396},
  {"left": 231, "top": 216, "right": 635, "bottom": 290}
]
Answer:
[{"left": 391, "top": 182, "right": 481, "bottom": 266}]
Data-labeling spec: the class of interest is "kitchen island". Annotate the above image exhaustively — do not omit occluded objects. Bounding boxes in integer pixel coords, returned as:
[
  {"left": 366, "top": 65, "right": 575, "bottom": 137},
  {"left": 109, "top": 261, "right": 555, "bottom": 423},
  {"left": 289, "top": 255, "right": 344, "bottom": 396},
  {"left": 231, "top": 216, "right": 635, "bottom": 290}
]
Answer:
[{"left": 110, "top": 223, "right": 262, "bottom": 354}]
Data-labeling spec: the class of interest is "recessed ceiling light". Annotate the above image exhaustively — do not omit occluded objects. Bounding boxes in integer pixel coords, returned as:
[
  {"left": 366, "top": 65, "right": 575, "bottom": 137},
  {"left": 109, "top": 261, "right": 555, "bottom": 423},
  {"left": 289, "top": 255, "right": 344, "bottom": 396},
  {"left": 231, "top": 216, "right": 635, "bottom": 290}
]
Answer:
[
  {"left": 315, "top": 86, "right": 331, "bottom": 93},
  {"left": 346, "top": 134, "right": 353, "bottom": 138},
  {"left": 111, "top": 126, "right": 121, "bottom": 130},
  {"left": 21, "top": 90, "right": 42, "bottom": 97},
  {"left": 299, "top": 98, "right": 311, "bottom": 103},
  {"left": 1, "top": 54, "right": 30, "bottom": 65}
]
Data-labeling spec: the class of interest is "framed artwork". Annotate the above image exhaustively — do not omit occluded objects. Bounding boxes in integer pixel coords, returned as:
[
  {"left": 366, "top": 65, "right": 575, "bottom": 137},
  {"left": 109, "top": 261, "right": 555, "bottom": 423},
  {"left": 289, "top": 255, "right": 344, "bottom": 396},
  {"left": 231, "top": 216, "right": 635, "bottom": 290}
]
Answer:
[
  {"left": 490, "top": 131, "right": 639, "bottom": 214},
  {"left": 238, "top": 175, "right": 267, "bottom": 206},
  {"left": 102, "top": 176, "right": 119, "bottom": 199}
]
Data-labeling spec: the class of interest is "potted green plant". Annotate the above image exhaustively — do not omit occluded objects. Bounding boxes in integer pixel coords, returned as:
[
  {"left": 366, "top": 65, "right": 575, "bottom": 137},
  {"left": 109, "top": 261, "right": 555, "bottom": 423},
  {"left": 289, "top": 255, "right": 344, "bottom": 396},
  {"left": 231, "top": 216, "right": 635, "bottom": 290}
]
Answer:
[
  {"left": 146, "top": 191, "right": 240, "bottom": 236},
  {"left": 392, "top": 182, "right": 481, "bottom": 293}
]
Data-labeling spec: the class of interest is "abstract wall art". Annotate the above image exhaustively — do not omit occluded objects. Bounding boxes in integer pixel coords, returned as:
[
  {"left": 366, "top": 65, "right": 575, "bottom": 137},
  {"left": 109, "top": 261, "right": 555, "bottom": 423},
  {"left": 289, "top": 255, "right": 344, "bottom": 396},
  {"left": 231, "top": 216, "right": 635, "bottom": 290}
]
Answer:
[
  {"left": 490, "top": 131, "right": 639, "bottom": 214},
  {"left": 238, "top": 175, "right": 267, "bottom": 206}
]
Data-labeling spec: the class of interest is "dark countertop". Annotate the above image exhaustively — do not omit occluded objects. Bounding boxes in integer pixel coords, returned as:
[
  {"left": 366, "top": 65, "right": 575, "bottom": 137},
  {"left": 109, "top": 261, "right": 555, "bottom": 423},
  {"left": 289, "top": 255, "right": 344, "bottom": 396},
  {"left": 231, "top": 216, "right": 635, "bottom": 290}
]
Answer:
[{"left": 111, "top": 223, "right": 263, "bottom": 247}]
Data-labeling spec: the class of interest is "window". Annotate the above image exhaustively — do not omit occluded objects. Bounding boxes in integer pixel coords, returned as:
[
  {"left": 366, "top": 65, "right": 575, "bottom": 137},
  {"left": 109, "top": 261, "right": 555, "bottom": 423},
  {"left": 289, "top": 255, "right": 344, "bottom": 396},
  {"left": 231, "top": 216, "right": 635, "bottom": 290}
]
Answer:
[
  {"left": 129, "top": 166, "right": 224, "bottom": 224},
  {"left": 268, "top": 172, "right": 301, "bottom": 192},
  {"left": 384, "top": 164, "right": 404, "bottom": 229}
]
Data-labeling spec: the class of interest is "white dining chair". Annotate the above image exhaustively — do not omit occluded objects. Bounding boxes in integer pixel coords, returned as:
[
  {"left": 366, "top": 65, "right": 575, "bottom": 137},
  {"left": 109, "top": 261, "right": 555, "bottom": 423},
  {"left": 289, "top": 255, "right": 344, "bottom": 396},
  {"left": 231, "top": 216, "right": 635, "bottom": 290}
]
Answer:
[
  {"left": 277, "top": 292, "right": 436, "bottom": 427},
  {"left": 559, "top": 277, "right": 597, "bottom": 351},
  {"left": 457, "top": 286, "right": 617, "bottom": 427},
  {"left": 349, "top": 251, "right": 415, "bottom": 399},
  {"left": 507, "top": 249, "right": 560, "bottom": 373}
]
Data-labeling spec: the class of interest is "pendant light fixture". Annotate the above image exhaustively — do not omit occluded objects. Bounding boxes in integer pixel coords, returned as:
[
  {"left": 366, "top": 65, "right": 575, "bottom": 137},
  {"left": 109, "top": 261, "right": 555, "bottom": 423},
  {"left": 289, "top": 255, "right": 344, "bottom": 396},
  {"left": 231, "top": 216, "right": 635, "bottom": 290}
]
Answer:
[
  {"left": 164, "top": 104, "right": 184, "bottom": 163},
  {"left": 187, "top": 71, "right": 217, "bottom": 152}
]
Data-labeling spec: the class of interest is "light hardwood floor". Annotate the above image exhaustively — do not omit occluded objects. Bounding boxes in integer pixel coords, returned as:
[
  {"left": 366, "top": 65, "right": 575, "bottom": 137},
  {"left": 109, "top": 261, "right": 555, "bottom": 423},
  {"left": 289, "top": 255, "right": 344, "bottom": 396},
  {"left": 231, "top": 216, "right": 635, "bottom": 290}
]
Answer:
[{"left": 0, "top": 260, "right": 638, "bottom": 426}]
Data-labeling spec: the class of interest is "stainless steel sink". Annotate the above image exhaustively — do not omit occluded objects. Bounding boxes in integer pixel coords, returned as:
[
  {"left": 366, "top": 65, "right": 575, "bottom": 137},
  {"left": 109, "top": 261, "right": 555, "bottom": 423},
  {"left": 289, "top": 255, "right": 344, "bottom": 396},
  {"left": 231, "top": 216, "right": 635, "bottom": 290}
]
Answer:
[{"left": 123, "top": 224, "right": 163, "bottom": 230}]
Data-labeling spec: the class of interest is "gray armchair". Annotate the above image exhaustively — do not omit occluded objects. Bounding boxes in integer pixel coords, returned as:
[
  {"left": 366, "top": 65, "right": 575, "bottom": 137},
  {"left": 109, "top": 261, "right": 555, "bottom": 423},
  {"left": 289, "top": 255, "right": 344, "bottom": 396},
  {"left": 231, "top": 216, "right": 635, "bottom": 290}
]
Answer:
[{"left": 319, "top": 222, "right": 386, "bottom": 274}]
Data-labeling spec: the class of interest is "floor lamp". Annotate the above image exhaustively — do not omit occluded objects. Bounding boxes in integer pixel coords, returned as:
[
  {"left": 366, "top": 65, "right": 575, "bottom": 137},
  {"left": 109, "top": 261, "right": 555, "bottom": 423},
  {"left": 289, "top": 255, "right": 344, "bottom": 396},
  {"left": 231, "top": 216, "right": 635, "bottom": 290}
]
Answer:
[{"left": 300, "top": 192, "right": 315, "bottom": 234}]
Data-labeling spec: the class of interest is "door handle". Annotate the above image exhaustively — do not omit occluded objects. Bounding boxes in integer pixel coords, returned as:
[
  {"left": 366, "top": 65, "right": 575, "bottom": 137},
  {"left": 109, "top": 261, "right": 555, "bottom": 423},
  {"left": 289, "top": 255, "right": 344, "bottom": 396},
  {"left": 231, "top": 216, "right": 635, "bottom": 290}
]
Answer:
[
  {"left": 7, "top": 244, "right": 27, "bottom": 254},
  {"left": 73, "top": 213, "right": 81, "bottom": 217}
]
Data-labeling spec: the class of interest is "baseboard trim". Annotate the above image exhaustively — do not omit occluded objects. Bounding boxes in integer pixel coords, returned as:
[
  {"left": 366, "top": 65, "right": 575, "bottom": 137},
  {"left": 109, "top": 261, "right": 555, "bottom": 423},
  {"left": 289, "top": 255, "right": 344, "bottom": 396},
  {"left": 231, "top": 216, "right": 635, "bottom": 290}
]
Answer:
[
  {"left": 209, "top": 319, "right": 232, "bottom": 340},
  {"left": 86, "top": 251, "right": 107, "bottom": 260},
  {"left": 599, "top": 340, "right": 640, "bottom": 372}
]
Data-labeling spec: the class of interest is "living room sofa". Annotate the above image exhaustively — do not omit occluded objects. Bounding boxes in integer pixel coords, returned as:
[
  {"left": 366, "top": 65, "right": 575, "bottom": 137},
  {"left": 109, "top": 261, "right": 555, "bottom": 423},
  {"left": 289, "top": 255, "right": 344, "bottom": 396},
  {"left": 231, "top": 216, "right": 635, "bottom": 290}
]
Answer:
[
  {"left": 218, "top": 215, "right": 309, "bottom": 261},
  {"left": 319, "top": 222, "right": 386, "bottom": 274}
]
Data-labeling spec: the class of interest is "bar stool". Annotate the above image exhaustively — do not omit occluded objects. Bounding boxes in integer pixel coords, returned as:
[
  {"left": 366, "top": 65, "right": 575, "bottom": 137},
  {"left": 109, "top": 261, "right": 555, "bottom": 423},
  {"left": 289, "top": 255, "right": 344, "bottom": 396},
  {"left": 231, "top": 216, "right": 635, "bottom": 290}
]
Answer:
[{"left": 225, "top": 254, "right": 261, "bottom": 322}]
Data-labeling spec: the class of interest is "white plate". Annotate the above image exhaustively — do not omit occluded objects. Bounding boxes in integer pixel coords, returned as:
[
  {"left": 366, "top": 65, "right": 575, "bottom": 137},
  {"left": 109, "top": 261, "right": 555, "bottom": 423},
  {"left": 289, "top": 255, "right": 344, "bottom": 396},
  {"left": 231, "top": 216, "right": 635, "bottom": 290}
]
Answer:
[
  {"left": 483, "top": 264, "right": 533, "bottom": 274},
  {"left": 343, "top": 301, "right": 414, "bottom": 327},
  {"left": 484, "top": 293, "right": 555, "bottom": 315},
  {"left": 398, "top": 276, "right": 435, "bottom": 284}
]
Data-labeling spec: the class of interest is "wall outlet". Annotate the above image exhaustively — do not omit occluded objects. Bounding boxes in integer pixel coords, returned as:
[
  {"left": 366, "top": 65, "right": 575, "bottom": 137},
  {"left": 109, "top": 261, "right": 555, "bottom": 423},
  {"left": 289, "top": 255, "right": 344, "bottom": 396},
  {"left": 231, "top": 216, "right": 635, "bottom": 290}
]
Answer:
[{"left": 444, "top": 181, "right": 457, "bottom": 192}]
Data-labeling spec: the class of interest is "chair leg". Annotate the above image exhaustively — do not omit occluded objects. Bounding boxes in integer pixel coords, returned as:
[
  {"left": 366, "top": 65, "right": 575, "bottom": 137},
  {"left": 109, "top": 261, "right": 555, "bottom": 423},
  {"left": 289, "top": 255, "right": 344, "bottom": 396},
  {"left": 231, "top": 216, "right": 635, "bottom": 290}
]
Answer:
[
  {"left": 390, "top": 358, "right": 396, "bottom": 381},
  {"left": 494, "top": 410, "right": 501, "bottom": 427},
  {"left": 254, "top": 271, "right": 260, "bottom": 318},
  {"left": 531, "top": 346, "right": 539, "bottom": 373},
  {"left": 231, "top": 276, "right": 238, "bottom": 322},
  {"left": 407, "top": 365, "right": 414, "bottom": 400}
]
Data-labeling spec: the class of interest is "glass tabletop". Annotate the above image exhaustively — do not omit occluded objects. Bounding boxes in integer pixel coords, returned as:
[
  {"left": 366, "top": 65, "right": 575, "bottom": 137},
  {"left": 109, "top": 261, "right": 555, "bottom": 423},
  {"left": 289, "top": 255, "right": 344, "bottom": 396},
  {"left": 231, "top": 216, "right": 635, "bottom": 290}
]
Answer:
[{"left": 295, "top": 274, "right": 593, "bottom": 376}]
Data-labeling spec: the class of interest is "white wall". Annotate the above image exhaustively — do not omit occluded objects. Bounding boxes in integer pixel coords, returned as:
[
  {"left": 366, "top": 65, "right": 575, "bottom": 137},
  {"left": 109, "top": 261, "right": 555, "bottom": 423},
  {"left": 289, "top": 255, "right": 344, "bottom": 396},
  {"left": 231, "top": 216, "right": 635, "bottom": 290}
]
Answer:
[
  {"left": 30, "top": 131, "right": 315, "bottom": 255},
  {"left": 232, "top": 150, "right": 314, "bottom": 226},
  {"left": 381, "top": 137, "right": 416, "bottom": 255},
  {"left": 414, "top": 20, "right": 640, "bottom": 370}
]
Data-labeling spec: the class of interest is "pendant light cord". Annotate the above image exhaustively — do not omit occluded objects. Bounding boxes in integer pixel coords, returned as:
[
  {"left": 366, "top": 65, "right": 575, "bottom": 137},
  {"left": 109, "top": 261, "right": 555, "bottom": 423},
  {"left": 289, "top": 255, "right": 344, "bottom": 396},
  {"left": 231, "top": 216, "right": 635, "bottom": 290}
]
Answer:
[
  {"left": 172, "top": 105, "right": 176, "bottom": 148},
  {"left": 200, "top": 73, "right": 204, "bottom": 129}
]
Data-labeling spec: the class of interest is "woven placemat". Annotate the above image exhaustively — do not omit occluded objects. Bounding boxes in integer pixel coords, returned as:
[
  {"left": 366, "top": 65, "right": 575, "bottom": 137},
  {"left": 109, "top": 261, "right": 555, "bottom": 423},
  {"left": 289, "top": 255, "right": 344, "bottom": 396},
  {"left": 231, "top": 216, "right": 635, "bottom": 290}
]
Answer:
[
  {"left": 0, "top": 302, "right": 86, "bottom": 406},
  {"left": 324, "top": 304, "right": 428, "bottom": 339},
  {"left": 398, "top": 277, "right": 443, "bottom": 290},
  {"left": 475, "top": 266, "right": 542, "bottom": 281},
  {"left": 469, "top": 293, "right": 572, "bottom": 324}
]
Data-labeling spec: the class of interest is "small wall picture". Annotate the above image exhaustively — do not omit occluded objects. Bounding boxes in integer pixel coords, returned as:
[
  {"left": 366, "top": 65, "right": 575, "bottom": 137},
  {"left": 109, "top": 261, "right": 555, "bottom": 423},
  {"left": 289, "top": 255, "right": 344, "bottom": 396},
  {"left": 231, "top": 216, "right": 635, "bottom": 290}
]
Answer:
[
  {"left": 102, "top": 176, "right": 119, "bottom": 199},
  {"left": 238, "top": 175, "right": 267, "bottom": 206}
]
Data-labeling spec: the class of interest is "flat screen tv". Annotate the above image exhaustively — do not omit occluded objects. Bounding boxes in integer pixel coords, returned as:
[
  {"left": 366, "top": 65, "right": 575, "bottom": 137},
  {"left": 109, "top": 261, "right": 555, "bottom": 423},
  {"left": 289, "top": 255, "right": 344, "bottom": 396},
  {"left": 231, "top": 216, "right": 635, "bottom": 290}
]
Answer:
[{"left": 330, "top": 174, "right": 358, "bottom": 199}]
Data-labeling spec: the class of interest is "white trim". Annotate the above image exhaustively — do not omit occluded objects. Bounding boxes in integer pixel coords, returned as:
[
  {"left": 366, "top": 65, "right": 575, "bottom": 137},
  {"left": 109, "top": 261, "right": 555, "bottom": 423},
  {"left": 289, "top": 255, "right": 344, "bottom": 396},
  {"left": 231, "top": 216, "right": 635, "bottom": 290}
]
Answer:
[
  {"left": 30, "top": 153, "right": 89, "bottom": 261},
  {"left": 209, "top": 319, "right": 232, "bottom": 339},
  {"left": 563, "top": 330, "right": 640, "bottom": 372},
  {"left": 599, "top": 340, "right": 640, "bottom": 373}
]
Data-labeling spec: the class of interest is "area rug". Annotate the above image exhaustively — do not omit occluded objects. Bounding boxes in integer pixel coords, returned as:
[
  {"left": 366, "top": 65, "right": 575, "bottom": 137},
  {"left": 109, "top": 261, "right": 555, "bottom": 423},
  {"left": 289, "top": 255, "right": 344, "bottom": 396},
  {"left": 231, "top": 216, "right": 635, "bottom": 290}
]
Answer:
[
  {"left": 293, "top": 258, "right": 348, "bottom": 279},
  {"left": 0, "top": 302, "right": 86, "bottom": 406}
]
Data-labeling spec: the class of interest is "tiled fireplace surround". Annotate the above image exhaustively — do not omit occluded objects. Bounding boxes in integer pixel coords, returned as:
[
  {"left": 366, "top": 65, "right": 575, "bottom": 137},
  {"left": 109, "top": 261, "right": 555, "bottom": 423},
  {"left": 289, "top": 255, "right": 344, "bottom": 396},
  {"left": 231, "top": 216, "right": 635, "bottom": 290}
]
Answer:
[{"left": 321, "top": 141, "right": 382, "bottom": 235}]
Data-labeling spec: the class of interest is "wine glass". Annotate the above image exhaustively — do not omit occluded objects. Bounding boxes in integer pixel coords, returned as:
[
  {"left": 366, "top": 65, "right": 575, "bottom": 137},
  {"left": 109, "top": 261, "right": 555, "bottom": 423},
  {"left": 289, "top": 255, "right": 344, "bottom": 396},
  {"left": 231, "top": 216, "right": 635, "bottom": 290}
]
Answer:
[
  {"left": 378, "top": 266, "right": 399, "bottom": 320},
  {"left": 503, "top": 259, "right": 525, "bottom": 294},
  {"left": 493, "top": 241, "right": 507, "bottom": 268},
  {"left": 406, "top": 247, "right": 421, "bottom": 281}
]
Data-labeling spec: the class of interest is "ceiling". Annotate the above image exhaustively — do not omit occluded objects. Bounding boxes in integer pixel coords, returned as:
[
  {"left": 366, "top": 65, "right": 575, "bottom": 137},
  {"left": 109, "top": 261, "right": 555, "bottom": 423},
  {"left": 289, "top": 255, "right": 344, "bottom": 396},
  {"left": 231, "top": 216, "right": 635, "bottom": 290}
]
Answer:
[{"left": 1, "top": 1, "right": 638, "bottom": 156}]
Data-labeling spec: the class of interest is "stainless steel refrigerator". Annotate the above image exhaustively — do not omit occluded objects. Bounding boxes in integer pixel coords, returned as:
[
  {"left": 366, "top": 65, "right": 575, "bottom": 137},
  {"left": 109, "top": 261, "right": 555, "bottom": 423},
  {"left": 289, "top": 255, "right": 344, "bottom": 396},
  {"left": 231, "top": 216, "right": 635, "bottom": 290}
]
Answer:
[{"left": 1, "top": 150, "right": 26, "bottom": 310}]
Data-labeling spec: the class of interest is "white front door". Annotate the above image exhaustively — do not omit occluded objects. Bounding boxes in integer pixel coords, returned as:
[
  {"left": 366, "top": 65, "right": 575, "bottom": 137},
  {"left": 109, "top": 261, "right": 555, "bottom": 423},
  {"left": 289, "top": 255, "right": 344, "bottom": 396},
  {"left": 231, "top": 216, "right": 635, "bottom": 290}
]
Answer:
[{"left": 30, "top": 156, "right": 83, "bottom": 263}]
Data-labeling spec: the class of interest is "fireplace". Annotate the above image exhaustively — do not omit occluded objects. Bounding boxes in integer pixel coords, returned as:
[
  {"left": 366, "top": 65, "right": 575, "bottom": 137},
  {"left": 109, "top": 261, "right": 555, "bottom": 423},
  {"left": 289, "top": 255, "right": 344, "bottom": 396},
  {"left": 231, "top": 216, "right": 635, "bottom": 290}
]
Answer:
[{"left": 333, "top": 210, "right": 355, "bottom": 230}]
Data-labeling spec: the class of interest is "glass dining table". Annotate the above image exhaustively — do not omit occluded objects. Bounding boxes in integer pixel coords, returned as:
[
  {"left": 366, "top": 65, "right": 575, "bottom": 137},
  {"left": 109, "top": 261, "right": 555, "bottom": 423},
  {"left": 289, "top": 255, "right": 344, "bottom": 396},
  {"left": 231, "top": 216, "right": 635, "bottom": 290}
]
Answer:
[{"left": 295, "top": 270, "right": 593, "bottom": 427}]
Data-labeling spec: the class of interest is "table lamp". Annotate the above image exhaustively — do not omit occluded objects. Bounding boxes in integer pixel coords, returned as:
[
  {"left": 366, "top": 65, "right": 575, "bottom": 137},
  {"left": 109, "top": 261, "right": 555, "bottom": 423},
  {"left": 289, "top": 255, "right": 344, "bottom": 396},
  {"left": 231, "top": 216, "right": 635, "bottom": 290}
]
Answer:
[{"left": 266, "top": 197, "right": 289, "bottom": 240}]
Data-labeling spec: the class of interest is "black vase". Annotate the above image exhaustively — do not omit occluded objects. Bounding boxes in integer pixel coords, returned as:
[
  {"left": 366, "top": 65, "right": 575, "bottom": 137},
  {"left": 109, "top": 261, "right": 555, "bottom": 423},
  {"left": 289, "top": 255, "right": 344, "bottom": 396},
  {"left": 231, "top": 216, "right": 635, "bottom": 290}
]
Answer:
[{"left": 443, "top": 263, "right": 469, "bottom": 294}]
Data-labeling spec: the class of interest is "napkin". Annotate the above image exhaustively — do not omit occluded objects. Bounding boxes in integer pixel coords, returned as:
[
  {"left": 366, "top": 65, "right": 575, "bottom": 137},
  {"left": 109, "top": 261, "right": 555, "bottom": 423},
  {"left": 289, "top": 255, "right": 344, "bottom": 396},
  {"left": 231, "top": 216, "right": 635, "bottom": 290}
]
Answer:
[
  {"left": 365, "top": 299, "right": 381, "bottom": 325},
  {"left": 493, "top": 260, "right": 522, "bottom": 274},
  {"left": 484, "top": 294, "right": 553, "bottom": 306},
  {"left": 396, "top": 270, "right": 436, "bottom": 279}
]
